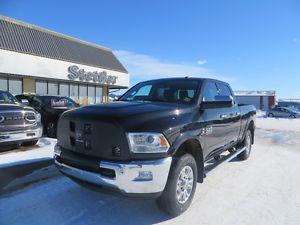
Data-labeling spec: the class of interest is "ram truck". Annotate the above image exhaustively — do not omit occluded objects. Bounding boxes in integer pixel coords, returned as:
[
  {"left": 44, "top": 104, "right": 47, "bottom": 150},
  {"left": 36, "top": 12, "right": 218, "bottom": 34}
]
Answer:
[
  {"left": 0, "top": 90, "right": 42, "bottom": 148},
  {"left": 54, "top": 78, "right": 256, "bottom": 216}
]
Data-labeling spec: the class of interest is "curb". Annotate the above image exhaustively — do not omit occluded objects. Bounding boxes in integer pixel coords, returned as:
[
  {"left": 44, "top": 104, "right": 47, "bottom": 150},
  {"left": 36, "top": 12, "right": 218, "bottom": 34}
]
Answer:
[{"left": 0, "top": 158, "right": 59, "bottom": 194}]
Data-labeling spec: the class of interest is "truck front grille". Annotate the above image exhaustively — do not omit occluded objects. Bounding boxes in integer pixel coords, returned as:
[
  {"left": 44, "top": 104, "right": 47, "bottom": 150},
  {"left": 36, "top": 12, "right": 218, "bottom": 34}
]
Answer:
[{"left": 0, "top": 111, "right": 36, "bottom": 126}]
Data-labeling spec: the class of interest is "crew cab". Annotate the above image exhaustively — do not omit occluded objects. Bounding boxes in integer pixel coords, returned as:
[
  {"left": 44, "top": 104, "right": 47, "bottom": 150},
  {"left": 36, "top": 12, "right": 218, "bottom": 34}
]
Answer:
[
  {"left": 15, "top": 94, "right": 80, "bottom": 138},
  {"left": 54, "top": 78, "right": 256, "bottom": 216},
  {"left": 0, "top": 90, "right": 42, "bottom": 147}
]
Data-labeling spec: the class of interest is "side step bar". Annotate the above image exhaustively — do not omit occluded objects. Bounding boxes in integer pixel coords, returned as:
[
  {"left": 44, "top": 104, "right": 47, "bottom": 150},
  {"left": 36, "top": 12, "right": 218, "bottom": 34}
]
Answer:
[{"left": 204, "top": 146, "right": 246, "bottom": 176}]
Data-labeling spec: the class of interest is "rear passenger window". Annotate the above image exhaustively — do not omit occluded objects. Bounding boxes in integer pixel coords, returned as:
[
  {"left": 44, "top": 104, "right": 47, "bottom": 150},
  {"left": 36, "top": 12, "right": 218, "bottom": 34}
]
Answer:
[
  {"left": 202, "top": 82, "right": 218, "bottom": 102},
  {"left": 217, "top": 83, "right": 232, "bottom": 97}
]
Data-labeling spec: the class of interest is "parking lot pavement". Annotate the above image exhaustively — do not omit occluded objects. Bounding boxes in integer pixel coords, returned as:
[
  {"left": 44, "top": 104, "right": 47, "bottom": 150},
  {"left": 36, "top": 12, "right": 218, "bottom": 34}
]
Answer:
[{"left": 0, "top": 118, "right": 299, "bottom": 225}]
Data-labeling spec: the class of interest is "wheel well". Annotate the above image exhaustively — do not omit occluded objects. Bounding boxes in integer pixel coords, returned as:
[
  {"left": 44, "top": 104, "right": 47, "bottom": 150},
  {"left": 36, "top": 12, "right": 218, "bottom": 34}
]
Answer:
[
  {"left": 174, "top": 139, "right": 204, "bottom": 182},
  {"left": 248, "top": 120, "right": 255, "bottom": 144}
]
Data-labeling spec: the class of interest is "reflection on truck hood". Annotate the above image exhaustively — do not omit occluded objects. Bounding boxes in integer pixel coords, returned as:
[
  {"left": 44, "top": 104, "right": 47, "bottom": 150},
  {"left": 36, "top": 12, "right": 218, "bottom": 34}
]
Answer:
[
  {"left": 62, "top": 101, "right": 194, "bottom": 131},
  {"left": 0, "top": 103, "right": 35, "bottom": 112},
  {"left": 64, "top": 101, "right": 190, "bottom": 117}
]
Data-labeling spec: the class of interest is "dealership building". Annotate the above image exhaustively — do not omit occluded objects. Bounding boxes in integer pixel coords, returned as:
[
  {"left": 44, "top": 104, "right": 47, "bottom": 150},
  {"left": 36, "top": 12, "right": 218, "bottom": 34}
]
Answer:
[
  {"left": 234, "top": 91, "right": 276, "bottom": 111},
  {"left": 0, "top": 16, "right": 129, "bottom": 104}
]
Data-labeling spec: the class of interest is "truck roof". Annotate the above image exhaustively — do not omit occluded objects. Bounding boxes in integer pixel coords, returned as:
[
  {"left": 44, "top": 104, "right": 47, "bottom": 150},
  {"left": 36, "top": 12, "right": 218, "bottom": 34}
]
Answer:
[{"left": 139, "top": 77, "right": 229, "bottom": 85}]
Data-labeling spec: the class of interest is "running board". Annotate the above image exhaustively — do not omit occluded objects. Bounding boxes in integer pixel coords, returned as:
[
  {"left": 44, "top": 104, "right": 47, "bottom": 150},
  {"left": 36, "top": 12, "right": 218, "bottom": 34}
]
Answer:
[{"left": 204, "top": 146, "right": 246, "bottom": 176}]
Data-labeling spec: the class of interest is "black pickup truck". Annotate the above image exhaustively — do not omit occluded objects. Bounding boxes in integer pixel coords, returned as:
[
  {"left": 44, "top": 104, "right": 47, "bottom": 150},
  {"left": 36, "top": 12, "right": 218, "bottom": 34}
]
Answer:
[
  {"left": 0, "top": 90, "right": 42, "bottom": 148},
  {"left": 54, "top": 78, "right": 256, "bottom": 216}
]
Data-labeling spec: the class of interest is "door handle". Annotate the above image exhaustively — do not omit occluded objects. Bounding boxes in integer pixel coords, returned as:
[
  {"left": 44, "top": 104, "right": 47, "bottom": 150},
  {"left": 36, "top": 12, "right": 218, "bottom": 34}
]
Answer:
[{"left": 220, "top": 114, "right": 228, "bottom": 119}]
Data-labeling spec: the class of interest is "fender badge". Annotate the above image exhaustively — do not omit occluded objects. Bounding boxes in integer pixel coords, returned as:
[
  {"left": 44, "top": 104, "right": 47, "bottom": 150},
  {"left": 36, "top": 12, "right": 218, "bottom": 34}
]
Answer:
[{"left": 200, "top": 126, "right": 213, "bottom": 136}]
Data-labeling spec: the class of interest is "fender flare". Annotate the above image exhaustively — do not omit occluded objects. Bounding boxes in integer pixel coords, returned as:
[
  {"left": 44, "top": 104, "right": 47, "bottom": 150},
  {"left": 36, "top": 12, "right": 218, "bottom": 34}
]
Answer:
[{"left": 169, "top": 132, "right": 205, "bottom": 182}]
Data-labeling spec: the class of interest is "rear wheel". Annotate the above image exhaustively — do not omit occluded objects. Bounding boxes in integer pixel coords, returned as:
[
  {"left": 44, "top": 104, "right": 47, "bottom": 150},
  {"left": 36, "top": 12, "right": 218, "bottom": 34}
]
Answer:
[
  {"left": 268, "top": 113, "right": 274, "bottom": 117},
  {"left": 156, "top": 154, "right": 197, "bottom": 216},
  {"left": 289, "top": 115, "right": 296, "bottom": 119},
  {"left": 237, "top": 129, "right": 252, "bottom": 160}
]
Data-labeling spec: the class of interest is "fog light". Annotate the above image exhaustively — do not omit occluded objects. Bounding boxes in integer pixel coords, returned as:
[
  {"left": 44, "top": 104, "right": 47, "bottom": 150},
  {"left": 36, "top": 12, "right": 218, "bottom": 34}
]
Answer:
[
  {"left": 54, "top": 144, "right": 61, "bottom": 157},
  {"left": 134, "top": 171, "right": 153, "bottom": 181}
]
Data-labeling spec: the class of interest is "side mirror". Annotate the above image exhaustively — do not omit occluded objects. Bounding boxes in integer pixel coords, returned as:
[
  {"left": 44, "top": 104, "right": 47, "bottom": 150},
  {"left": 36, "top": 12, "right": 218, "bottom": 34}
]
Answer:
[
  {"left": 21, "top": 99, "right": 29, "bottom": 106},
  {"left": 200, "top": 95, "right": 233, "bottom": 109}
]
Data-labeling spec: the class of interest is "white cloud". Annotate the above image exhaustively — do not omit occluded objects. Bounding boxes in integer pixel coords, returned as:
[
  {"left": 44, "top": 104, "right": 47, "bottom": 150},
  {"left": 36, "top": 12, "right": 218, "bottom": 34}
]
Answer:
[
  {"left": 114, "top": 50, "right": 234, "bottom": 82},
  {"left": 197, "top": 59, "right": 207, "bottom": 65}
]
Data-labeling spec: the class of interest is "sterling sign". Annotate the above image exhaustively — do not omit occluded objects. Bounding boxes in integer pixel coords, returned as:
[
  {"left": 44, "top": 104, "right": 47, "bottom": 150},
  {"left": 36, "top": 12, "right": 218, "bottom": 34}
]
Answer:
[{"left": 67, "top": 65, "right": 117, "bottom": 85}]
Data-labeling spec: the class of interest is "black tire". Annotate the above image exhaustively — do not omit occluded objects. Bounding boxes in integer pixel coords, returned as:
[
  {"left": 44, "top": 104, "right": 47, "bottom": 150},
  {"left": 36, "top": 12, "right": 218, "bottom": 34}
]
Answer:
[
  {"left": 237, "top": 129, "right": 252, "bottom": 160},
  {"left": 46, "top": 122, "right": 57, "bottom": 138},
  {"left": 268, "top": 113, "right": 274, "bottom": 117},
  {"left": 289, "top": 115, "right": 296, "bottom": 119},
  {"left": 156, "top": 153, "right": 197, "bottom": 216},
  {"left": 22, "top": 139, "right": 39, "bottom": 146}
]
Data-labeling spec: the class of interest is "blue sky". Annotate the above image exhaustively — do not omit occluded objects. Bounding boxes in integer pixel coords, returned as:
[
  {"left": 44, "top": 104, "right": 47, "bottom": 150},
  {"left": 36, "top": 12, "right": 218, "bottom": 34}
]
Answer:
[{"left": 1, "top": 0, "right": 300, "bottom": 98}]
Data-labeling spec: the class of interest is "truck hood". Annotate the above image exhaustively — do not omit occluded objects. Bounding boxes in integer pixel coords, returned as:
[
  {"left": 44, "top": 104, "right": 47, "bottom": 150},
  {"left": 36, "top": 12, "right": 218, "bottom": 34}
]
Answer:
[
  {"left": 62, "top": 101, "right": 194, "bottom": 131},
  {"left": 0, "top": 103, "right": 35, "bottom": 112},
  {"left": 58, "top": 101, "right": 195, "bottom": 161}
]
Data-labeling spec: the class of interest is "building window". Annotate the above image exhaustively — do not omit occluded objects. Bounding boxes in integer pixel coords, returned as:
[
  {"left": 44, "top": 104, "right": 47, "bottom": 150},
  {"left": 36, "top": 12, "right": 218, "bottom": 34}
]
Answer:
[
  {"left": 36, "top": 81, "right": 47, "bottom": 95},
  {"left": 48, "top": 82, "right": 59, "bottom": 95},
  {"left": 70, "top": 84, "right": 79, "bottom": 102},
  {"left": 9, "top": 78, "right": 22, "bottom": 95},
  {"left": 96, "top": 87, "right": 103, "bottom": 103},
  {"left": 0, "top": 77, "right": 8, "bottom": 91},
  {"left": 79, "top": 85, "right": 88, "bottom": 104},
  {"left": 59, "top": 83, "right": 69, "bottom": 97},
  {"left": 88, "top": 85, "right": 96, "bottom": 104}
]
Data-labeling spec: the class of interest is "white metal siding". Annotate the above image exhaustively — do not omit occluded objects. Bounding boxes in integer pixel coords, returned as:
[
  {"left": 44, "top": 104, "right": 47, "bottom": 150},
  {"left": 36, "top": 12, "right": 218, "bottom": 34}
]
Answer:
[{"left": 236, "top": 96, "right": 260, "bottom": 109}]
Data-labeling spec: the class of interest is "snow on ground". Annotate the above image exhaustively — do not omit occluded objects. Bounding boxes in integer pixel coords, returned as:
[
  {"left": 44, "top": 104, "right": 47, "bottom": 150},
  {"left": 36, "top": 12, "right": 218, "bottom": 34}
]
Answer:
[
  {"left": 256, "top": 117, "right": 300, "bottom": 133},
  {"left": 0, "top": 138, "right": 56, "bottom": 167},
  {"left": 0, "top": 117, "right": 299, "bottom": 225},
  {"left": 256, "top": 116, "right": 300, "bottom": 145}
]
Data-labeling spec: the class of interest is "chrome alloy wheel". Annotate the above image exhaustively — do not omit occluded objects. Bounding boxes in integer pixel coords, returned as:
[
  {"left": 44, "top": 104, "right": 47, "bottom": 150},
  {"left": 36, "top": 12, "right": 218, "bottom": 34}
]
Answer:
[
  {"left": 176, "top": 165, "right": 194, "bottom": 204},
  {"left": 245, "top": 131, "right": 252, "bottom": 154}
]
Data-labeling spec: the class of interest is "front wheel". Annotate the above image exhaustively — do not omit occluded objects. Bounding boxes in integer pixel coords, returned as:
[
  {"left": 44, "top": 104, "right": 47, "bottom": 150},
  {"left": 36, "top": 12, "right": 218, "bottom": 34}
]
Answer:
[
  {"left": 237, "top": 129, "right": 252, "bottom": 160},
  {"left": 156, "top": 154, "right": 197, "bottom": 216},
  {"left": 268, "top": 113, "right": 274, "bottom": 117},
  {"left": 289, "top": 115, "right": 296, "bottom": 119},
  {"left": 46, "top": 122, "right": 57, "bottom": 138}
]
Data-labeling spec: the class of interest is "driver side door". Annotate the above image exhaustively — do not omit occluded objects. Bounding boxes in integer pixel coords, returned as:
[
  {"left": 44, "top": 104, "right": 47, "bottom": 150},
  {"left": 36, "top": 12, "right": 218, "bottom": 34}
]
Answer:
[{"left": 199, "top": 81, "right": 232, "bottom": 159}]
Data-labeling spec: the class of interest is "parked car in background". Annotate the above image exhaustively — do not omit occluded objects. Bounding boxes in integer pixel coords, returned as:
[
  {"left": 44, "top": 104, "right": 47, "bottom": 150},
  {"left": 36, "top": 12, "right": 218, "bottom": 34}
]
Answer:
[
  {"left": 266, "top": 106, "right": 300, "bottom": 118},
  {"left": 15, "top": 94, "right": 80, "bottom": 138},
  {"left": 0, "top": 90, "right": 42, "bottom": 147}
]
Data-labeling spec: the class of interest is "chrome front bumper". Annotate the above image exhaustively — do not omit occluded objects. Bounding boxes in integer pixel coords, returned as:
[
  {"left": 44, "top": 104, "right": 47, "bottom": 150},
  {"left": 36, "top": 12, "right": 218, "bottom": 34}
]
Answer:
[
  {"left": 0, "top": 127, "right": 43, "bottom": 143},
  {"left": 54, "top": 150, "right": 172, "bottom": 194}
]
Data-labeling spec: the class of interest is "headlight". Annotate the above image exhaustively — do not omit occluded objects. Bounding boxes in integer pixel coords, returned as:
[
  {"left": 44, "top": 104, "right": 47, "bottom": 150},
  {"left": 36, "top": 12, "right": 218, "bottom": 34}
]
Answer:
[
  {"left": 127, "top": 132, "right": 170, "bottom": 153},
  {"left": 36, "top": 113, "right": 41, "bottom": 123},
  {"left": 54, "top": 144, "right": 61, "bottom": 157}
]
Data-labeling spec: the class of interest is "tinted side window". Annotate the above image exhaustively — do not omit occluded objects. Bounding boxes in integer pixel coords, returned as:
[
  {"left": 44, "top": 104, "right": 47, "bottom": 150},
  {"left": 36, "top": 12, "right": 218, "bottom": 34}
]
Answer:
[
  {"left": 217, "top": 83, "right": 232, "bottom": 96},
  {"left": 202, "top": 82, "right": 218, "bottom": 102}
]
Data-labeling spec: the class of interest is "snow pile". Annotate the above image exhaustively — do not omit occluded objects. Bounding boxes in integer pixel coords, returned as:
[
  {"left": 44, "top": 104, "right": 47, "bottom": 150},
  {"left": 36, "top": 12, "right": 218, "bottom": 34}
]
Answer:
[{"left": 0, "top": 138, "right": 56, "bottom": 167}]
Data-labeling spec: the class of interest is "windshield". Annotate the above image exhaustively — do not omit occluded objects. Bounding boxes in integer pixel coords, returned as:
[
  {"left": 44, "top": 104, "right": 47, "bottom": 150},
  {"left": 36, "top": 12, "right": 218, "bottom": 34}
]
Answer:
[
  {"left": 0, "top": 91, "right": 18, "bottom": 104},
  {"left": 119, "top": 80, "right": 201, "bottom": 104},
  {"left": 288, "top": 108, "right": 300, "bottom": 113},
  {"left": 40, "top": 96, "right": 79, "bottom": 108}
]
